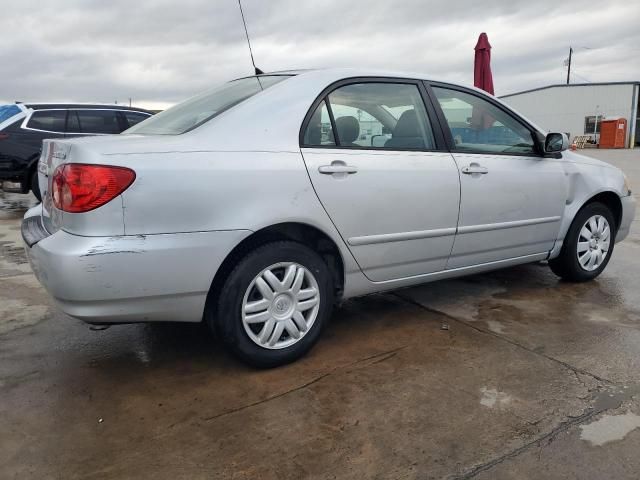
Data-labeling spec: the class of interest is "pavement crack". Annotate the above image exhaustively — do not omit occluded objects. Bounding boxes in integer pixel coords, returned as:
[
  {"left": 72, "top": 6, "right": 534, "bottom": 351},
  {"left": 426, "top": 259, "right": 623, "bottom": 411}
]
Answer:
[
  {"left": 369, "top": 350, "right": 399, "bottom": 365},
  {"left": 202, "top": 345, "right": 408, "bottom": 423},
  {"left": 202, "top": 372, "right": 332, "bottom": 422},
  {"left": 392, "top": 292, "right": 633, "bottom": 479},
  {"left": 451, "top": 407, "right": 602, "bottom": 479},
  {"left": 393, "top": 292, "right": 615, "bottom": 386}
]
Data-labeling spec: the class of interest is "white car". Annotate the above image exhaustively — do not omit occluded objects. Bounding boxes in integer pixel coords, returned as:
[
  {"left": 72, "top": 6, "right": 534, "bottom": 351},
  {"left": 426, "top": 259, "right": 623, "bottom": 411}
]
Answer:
[{"left": 22, "top": 68, "right": 635, "bottom": 366}]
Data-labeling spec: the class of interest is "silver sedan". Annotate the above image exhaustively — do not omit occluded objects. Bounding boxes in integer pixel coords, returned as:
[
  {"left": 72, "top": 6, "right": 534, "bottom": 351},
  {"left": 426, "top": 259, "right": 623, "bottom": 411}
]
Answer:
[{"left": 22, "top": 68, "right": 635, "bottom": 366}]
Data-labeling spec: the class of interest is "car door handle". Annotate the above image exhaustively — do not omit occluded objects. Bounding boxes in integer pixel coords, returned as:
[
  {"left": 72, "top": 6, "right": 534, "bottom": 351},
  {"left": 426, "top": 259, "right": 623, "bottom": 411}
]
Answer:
[
  {"left": 318, "top": 162, "right": 358, "bottom": 175},
  {"left": 461, "top": 164, "right": 488, "bottom": 175}
]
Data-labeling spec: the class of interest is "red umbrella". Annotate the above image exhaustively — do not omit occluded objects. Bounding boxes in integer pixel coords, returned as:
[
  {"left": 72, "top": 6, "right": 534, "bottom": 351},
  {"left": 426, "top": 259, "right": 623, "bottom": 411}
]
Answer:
[{"left": 474, "top": 33, "right": 494, "bottom": 95}]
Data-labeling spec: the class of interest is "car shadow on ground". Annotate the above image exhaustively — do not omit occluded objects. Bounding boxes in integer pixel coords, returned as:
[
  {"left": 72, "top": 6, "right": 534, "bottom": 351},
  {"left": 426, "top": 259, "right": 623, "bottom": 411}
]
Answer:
[{"left": 77, "top": 260, "right": 625, "bottom": 376}]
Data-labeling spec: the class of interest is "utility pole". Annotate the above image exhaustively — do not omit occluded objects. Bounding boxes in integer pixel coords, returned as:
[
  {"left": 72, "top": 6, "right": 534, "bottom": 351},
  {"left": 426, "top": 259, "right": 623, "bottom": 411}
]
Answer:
[
  {"left": 594, "top": 105, "right": 600, "bottom": 145},
  {"left": 566, "top": 47, "right": 572, "bottom": 84}
]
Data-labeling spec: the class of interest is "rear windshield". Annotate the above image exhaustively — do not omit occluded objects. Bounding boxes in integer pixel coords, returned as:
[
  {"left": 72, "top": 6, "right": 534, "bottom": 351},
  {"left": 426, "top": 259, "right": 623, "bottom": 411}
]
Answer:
[
  {"left": 0, "top": 105, "right": 21, "bottom": 124},
  {"left": 125, "top": 75, "right": 291, "bottom": 135}
]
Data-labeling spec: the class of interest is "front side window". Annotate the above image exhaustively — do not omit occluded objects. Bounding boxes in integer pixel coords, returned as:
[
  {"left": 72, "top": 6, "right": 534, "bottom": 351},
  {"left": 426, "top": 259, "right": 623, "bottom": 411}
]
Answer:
[
  {"left": 73, "top": 110, "right": 120, "bottom": 134},
  {"left": 303, "top": 82, "right": 435, "bottom": 150},
  {"left": 126, "top": 75, "right": 291, "bottom": 135},
  {"left": 432, "top": 87, "right": 537, "bottom": 155},
  {"left": 26, "top": 110, "right": 66, "bottom": 133}
]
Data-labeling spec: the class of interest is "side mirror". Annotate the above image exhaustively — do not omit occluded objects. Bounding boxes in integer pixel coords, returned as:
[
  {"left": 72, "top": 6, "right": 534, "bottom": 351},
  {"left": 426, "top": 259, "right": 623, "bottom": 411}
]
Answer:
[{"left": 545, "top": 132, "right": 569, "bottom": 153}]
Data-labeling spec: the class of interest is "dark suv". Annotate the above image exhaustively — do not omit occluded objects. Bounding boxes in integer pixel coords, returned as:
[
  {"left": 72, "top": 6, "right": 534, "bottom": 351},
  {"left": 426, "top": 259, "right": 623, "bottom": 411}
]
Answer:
[{"left": 0, "top": 103, "right": 152, "bottom": 200}]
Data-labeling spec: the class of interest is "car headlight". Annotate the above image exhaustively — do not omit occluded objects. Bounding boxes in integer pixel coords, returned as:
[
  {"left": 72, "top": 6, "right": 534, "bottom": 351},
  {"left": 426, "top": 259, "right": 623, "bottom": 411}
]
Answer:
[{"left": 623, "top": 174, "right": 632, "bottom": 195}]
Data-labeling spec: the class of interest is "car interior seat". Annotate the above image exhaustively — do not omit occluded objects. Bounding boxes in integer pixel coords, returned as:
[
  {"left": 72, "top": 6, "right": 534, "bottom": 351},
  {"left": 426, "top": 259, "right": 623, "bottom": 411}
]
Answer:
[
  {"left": 335, "top": 116, "right": 360, "bottom": 147},
  {"left": 384, "top": 110, "right": 425, "bottom": 149}
]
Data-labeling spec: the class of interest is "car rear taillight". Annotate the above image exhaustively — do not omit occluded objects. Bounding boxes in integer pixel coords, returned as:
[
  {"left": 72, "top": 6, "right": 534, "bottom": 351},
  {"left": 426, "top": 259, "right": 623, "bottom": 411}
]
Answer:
[
  {"left": 51, "top": 164, "right": 135, "bottom": 213},
  {"left": 0, "top": 133, "right": 9, "bottom": 140}
]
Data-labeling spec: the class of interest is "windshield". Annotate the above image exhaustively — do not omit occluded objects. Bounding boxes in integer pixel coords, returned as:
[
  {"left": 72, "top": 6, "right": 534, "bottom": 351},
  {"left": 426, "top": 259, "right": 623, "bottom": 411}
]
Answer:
[
  {"left": 0, "top": 104, "right": 21, "bottom": 124},
  {"left": 125, "top": 75, "right": 291, "bottom": 135}
]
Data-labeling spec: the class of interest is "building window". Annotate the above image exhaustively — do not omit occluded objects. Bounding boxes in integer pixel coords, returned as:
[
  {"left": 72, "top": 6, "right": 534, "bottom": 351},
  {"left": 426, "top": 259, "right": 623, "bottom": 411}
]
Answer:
[{"left": 584, "top": 116, "right": 601, "bottom": 134}]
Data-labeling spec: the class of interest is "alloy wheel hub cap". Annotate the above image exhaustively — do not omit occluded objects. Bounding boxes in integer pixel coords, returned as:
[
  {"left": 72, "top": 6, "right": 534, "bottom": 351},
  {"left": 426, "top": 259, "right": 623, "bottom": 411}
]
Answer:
[
  {"left": 241, "top": 262, "right": 321, "bottom": 350},
  {"left": 577, "top": 214, "right": 611, "bottom": 272}
]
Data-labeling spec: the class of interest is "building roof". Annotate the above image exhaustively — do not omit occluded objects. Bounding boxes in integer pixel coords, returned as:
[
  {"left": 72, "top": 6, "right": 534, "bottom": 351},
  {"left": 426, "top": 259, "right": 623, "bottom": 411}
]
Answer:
[{"left": 501, "top": 81, "right": 640, "bottom": 99}]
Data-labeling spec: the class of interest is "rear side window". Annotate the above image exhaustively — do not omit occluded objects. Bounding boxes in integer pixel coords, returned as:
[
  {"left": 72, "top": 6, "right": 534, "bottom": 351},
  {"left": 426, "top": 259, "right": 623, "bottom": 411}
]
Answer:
[
  {"left": 0, "top": 105, "right": 21, "bottom": 123},
  {"left": 123, "top": 111, "right": 150, "bottom": 128},
  {"left": 303, "top": 82, "right": 436, "bottom": 150},
  {"left": 73, "top": 110, "right": 121, "bottom": 134},
  {"left": 125, "top": 75, "right": 291, "bottom": 135},
  {"left": 303, "top": 101, "right": 335, "bottom": 146},
  {"left": 26, "top": 110, "right": 67, "bottom": 133}
]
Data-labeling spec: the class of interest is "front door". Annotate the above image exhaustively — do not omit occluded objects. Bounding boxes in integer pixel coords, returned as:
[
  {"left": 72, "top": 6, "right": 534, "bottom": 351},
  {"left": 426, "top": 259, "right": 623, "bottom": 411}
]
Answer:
[
  {"left": 300, "top": 80, "right": 460, "bottom": 282},
  {"left": 430, "top": 85, "right": 566, "bottom": 269}
]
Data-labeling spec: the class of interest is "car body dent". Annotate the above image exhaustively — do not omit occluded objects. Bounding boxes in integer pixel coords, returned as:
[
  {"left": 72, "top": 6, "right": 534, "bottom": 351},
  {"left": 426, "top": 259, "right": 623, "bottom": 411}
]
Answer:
[
  {"left": 548, "top": 150, "right": 630, "bottom": 258},
  {"left": 26, "top": 225, "right": 253, "bottom": 323}
]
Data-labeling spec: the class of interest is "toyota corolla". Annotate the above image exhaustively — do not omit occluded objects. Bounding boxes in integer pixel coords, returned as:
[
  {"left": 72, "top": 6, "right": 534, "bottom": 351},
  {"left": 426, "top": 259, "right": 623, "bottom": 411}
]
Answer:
[{"left": 22, "top": 69, "right": 635, "bottom": 367}]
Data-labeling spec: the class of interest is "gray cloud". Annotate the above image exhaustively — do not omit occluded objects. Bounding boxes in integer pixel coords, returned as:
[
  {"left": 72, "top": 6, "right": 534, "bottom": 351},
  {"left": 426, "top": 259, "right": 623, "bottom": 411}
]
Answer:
[{"left": 1, "top": 0, "right": 638, "bottom": 109}]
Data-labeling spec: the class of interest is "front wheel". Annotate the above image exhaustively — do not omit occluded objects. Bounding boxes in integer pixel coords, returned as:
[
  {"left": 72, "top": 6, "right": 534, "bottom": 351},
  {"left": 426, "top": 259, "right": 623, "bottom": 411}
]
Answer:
[
  {"left": 211, "top": 241, "right": 334, "bottom": 367},
  {"left": 549, "top": 202, "right": 616, "bottom": 282}
]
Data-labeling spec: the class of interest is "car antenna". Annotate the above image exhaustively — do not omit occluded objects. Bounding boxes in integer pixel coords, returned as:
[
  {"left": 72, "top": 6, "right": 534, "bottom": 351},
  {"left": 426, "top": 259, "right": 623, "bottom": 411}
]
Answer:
[{"left": 237, "top": 0, "right": 264, "bottom": 76}]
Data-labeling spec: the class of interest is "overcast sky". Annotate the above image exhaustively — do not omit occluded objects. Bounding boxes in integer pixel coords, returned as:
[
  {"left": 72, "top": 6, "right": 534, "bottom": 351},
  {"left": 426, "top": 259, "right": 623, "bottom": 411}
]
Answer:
[{"left": 2, "top": 0, "right": 639, "bottom": 109}]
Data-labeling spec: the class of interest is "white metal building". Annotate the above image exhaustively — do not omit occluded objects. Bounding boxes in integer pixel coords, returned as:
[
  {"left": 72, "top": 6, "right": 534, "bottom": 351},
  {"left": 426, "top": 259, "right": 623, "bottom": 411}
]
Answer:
[{"left": 500, "top": 82, "right": 639, "bottom": 148}]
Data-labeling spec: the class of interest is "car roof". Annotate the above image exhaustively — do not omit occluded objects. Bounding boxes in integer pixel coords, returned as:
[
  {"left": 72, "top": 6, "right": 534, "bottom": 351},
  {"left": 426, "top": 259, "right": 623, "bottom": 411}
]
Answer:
[
  {"left": 253, "top": 67, "right": 493, "bottom": 95},
  {"left": 258, "top": 67, "right": 443, "bottom": 84},
  {"left": 21, "top": 103, "right": 153, "bottom": 113}
]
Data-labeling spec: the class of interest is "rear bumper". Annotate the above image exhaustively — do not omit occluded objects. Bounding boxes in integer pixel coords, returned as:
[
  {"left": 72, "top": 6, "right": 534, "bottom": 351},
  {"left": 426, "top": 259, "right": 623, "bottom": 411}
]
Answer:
[
  {"left": 23, "top": 212, "right": 251, "bottom": 323},
  {"left": 616, "top": 193, "right": 636, "bottom": 243}
]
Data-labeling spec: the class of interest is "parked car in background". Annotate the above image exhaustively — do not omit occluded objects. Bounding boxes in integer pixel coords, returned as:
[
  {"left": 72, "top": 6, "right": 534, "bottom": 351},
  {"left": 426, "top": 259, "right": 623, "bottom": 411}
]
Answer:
[
  {"left": 0, "top": 103, "right": 153, "bottom": 200},
  {"left": 22, "top": 69, "right": 635, "bottom": 367}
]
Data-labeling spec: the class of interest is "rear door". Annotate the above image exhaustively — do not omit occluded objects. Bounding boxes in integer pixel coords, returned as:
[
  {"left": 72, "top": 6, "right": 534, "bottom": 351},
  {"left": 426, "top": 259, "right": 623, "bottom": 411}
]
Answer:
[
  {"left": 428, "top": 84, "right": 566, "bottom": 268},
  {"left": 300, "top": 79, "right": 461, "bottom": 282}
]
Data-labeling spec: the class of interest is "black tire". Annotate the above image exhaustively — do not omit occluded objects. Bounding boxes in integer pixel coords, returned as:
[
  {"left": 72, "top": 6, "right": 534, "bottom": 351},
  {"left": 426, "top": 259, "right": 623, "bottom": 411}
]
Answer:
[
  {"left": 30, "top": 169, "right": 42, "bottom": 202},
  {"left": 549, "top": 202, "right": 616, "bottom": 282},
  {"left": 210, "top": 241, "right": 334, "bottom": 368}
]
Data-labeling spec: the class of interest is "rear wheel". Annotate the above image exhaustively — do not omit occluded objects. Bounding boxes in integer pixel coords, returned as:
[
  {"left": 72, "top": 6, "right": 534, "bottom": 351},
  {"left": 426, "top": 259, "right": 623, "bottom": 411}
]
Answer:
[
  {"left": 549, "top": 202, "right": 615, "bottom": 282},
  {"left": 30, "top": 169, "right": 41, "bottom": 201},
  {"left": 211, "top": 241, "right": 334, "bottom": 367}
]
